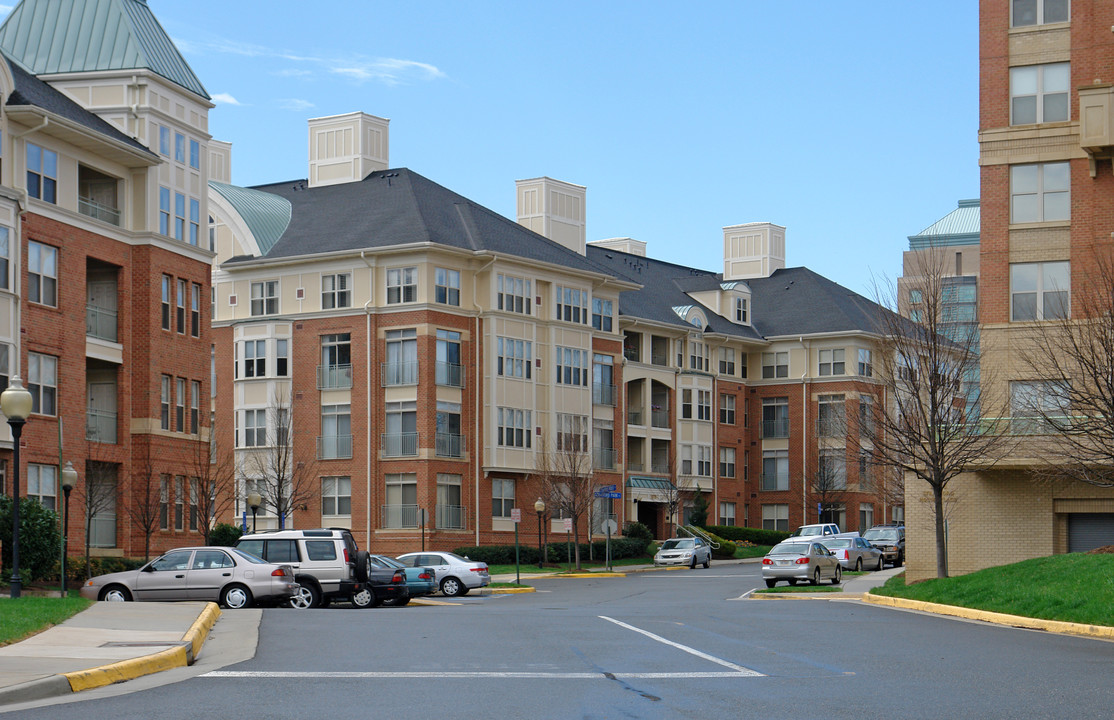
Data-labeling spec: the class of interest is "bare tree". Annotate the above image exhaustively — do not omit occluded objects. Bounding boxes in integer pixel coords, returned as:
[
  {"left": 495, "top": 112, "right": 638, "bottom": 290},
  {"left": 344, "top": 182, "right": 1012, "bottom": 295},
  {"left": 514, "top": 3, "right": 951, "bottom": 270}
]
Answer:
[
  {"left": 660, "top": 449, "right": 702, "bottom": 538},
  {"left": 80, "top": 456, "right": 120, "bottom": 579},
  {"left": 537, "top": 428, "right": 597, "bottom": 570},
  {"left": 125, "top": 444, "right": 162, "bottom": 561},
  {"left": 868, "top": 247, "right": 1011, "bottom": 577},
  {"left": 187, "top": 417, "right": 236, "bottom": 544},
  {"left": 238, "top": 388, "right": 318, "bottom": 529},
  {"left": 1012, "top": 249, "right": 1114, "bottom": 488},
  {"left": 812, "top": 447, "right": 851, "bottom": 526}
]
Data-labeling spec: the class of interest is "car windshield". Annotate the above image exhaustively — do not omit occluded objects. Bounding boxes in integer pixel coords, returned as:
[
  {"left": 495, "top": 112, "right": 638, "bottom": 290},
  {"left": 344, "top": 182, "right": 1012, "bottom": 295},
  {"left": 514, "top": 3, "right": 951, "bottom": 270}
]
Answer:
[
  {"left": 661, "top": 539, "right": 694, "bottom": 550},
  {"left": 229, "top": 547, "right": 268, "bottom": 564},
  {"left": 790, "top": 525, "right": 826, "bottom": 537},
  {"left": 864, "top": 529, "right": 900, "bottom": 541},
  {"left": 770, "top": 542, "right": 811, "bottom": 556},
  {"left": 372, "top": 555, "right": 403, "bottom": 569},
  {"left": 824, "top": 539, "right": 852, "bottom": 548}
]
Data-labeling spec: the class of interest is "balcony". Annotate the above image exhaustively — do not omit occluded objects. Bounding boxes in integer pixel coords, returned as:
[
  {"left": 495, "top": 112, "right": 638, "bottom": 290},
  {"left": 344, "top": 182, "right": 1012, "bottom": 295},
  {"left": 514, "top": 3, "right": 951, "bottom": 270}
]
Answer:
[
  {"left": 816, "top": 417, "right": 843, "bottom": 438},
  {"left": 86, "top": 304, "right": 118, "bottom": 343},
  {"left": 382, "top": 432, "right": 419, "bottom": 457},
  {"left": 381, "top": 504, "right": 419, "bottom": 529},
  {"left": 86, "top": 409, "right": 117, "bottom": 444},
  {"left": 78, "top": 196, "right": 121, "bottom": 227},
  {"left": 317, "top": 435, "right": 353, "bottom": 460},
  {"left": 317, "top": 364, "right": 353, "bottom": 390},
  {"left": 592, "top": 383, "right": 617, "bottom": 407},
  {"left": 436, "top": 361, "right": 465, "bottom": 388},
  {"left": 627, "top": 409, "right": 644, "bottom": 426},
  {"left": 382, "top": 361, "right": 418, "bottom": 386},
  {"left": 435, "top": 432, "right": 465, "bottom": 458},
  {"left": 623, "top": 346, "right": 640, "bottom": 362},
  {"left": 436, "top": 504, "right": 467, "bottom": 530},
  {"left": 593, "top": 447, "right": 617, "bottom": 471},
  {"left": 651, "top": 409, "right": 670, "bottom": 428},
  {"left": 626, "top": 460, "right": 643, "bottom": 472},
  {"left": 651, "top": 461, "right": 670, "bottom": 474},
  {"left": 760, "top": 473, "right": 789, "bottom": 492},
  {"left": 762, "top": 418, "right": 790, "bottom": 439}
]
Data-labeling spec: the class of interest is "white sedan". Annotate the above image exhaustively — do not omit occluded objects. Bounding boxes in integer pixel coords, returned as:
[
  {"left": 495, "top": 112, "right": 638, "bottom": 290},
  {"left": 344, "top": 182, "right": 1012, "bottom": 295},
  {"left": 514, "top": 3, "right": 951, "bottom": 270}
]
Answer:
[{"left": 396, "top": 551, "right": 490, "bottom": 597}]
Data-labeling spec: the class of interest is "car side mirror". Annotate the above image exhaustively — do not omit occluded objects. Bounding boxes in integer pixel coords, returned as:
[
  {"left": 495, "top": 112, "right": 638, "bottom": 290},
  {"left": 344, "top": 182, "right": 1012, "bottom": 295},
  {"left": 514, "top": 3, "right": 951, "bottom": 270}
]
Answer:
[{"left": 142, "top": 565, "right": 155, "bottom": 573}]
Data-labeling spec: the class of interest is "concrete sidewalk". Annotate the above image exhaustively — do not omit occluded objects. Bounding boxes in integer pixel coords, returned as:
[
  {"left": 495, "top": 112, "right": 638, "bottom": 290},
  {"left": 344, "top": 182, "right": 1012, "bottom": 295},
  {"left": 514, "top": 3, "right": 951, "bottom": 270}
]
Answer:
[{"left": 0, "top": 601, "right": 219, "bottom": 707}]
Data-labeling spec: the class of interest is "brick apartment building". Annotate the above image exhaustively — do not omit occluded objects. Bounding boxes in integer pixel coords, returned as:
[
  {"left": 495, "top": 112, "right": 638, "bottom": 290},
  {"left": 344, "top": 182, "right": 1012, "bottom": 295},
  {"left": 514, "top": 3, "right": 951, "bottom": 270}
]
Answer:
[
  {"left": 208, "top": 114, "right": 904, "bottom": 554},
  {"left": 904, "top": 0, "right": 1114, "bottom": 580},
  {"left": 0, "top": 0, "right": 214, "bottom": 559}
]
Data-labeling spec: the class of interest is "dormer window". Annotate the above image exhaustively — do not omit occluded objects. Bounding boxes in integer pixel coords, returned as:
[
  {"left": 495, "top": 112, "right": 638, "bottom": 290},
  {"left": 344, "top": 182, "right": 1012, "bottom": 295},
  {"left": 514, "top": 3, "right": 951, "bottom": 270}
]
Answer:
[{"left": 734, "top": 296, "right": 748, "bottom": 323}]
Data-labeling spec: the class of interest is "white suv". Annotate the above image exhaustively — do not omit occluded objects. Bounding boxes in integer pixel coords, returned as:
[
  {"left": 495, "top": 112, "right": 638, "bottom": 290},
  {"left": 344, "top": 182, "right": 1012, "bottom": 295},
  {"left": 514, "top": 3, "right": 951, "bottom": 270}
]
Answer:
[{"left": 236, "top": 528, "right": 372, "bottom": 608}]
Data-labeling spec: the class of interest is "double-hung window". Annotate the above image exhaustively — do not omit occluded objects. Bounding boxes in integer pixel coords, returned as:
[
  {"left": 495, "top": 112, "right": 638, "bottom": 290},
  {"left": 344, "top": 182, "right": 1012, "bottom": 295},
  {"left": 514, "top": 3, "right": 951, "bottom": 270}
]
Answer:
[
  {"left": 251, "top": 281, "right": 278, "bottom": 316},
  {"left": 160, "top": 375, "right": 171, "bottom": 430},
  {"left": 1010, "top": 261, "right": 1070, "bottom": 321},
  {"left": 682, "top": 389, "right": 693, "bottom": 419},
  {"left": 28, "top": 352, "right": 58, "bottom": 415},
  {"left": 591, "top": 298, "right": 613, "bottom": 331},
  {"left": 243, "top": 408, "right": 267, "bottom": 447},
  {"left": 1011, "top": 162, "right": 1069, "bottom": 223},
  {"left": 175, "top": 193, "right": 186, "bottom": 240},
  {"left": 189, "top": 198, "right": 200, "bottom": 246},
  {"left": 386, "top": 267, "right": 417, "bottom": 304},
  {"left": 243, "top": 339, "right": 267, "bottom": 377},
  {"left": 175, "top": 378, "right": 186, "bottom": 431},
  {"left": 719, "top": 347, "right": 736, "bottom": 375},
  {"left": 1010, "top": 63, "right": 1069, "bottom": 125},
  {"left": 492, "top": 478, "right": 515, "bottom": 518},
  {"left": 1011, "top": 0, "right": 1069, "bottom": 27},
  {"left": 858, "top": 349, "right": 873, "bottom": 377},
  {"left": 762, "top": 450, "right": 789, "bottom": 491},
  {"left": 497, "top": 274, "right": 531, "bottom": 314},
  {"left": 435, "top": 268, "right": 460, "bottom": 306},
  {"left": 276, "top": 339, "right": 289, "bottom": 377},
  {"left": 556, "top": 286, "right": 587, "bottom": 324},
  {"left": 189, "top": 139, "right": 200, "bottom": 169},
  {"left": 0, "top": 227, "right": 9, "bottom": 290},
  {"left": 322, "top": 273, "right": 351, "bottom": 309},
  {"left": 719, "top": 394, "right": 736, "bottom": 424},
  {"left": 28, "top": 241, "right": 58, "bottom": 307},
  {"left": 734, "top": 296, "right": 748, "bottom": 323},
  {"left": 191, "top": 283, "right": 201, "bottom": 337},
  {"left": 175, "top": 133, "right": 186, "bottom": 163},
  {"left": 719, "top": 447, "right": 736, "bottom": 478},
  {"left": 697, "top": 390, "right": 711, "bottom": 421},
  {"left": 26, "top": 143, "right": 57, "bottom": 203},
  {"left": 190, "top": 380, "right": 200, "bottom": 434},
  {"left": 159, "top": 187, "right": 171, "bottom": 235},
  {"left": 176, "top": 279, "right": 187, "bottom": 334},
  {"left": 497, "top": 337, "right": 531, "bottom": 379},
  {"left": 689, "top": 340, "right": 709, "bottom": 372},
  {"left": 28, "top": 464, "right": 57, "bottom": 510},
  {"left": 819, "top": 349, "right": 845, "bottom": 376},
  {"left": 556, "top": 413, "right": 587, "bottom": 453},
  {"left": 497, "top": 408, "right": 531, "bottom": 448},
  {"left": 762, "top": 351, "right": 788, "bottom": 379},
  {"left": 556, "top": 346, "right": 587, "bottom": 386},
  {"left": 159, "top": 126, "right": 171, "bottom": 156},
  {"left": 322, "top": 477, "right": 351, "bottom": 516}
]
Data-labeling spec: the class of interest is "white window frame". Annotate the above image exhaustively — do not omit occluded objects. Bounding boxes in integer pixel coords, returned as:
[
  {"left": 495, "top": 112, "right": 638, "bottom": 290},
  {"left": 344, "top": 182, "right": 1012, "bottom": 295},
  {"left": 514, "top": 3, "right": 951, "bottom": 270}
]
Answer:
[
  {"left": 26, "top": 143, "right": 57, "bottom": 203},
  {"left": 492, "top": 477, "right": 515, "bottom": 518},
  {"left": 556, "top": 285, "right": 588, "bottom": 324},
  {"left": 1010, "top": 62, "right": 1069, "bottom": 125},
  {"left": 27, "top": 463, "right": 58, "bottom": 510},
  {"left": 592, "top": 297, "right": 613, "bottom": 331},
  {"left": 1010, "top": 261, "right": 1070, "bottom": 321},
  {"left": 497, "top": 407, "right": 531, "bottom": 448},
  {"left": 243, "top": 339, "right": 267, "bottom": 378},
  {"left": 1011, "top": 0, "right": 1069, "bottom": 28},
  {"left": 556, "top": 346, "right": 588, "bottom": 386},
  {"left": 762, "top": 351, "right": 788, "bottom": 379},
  {"left": 734, "top": 296, "right": 747, "bottom": 323},
  {"left": 242, "top": 408, "right": 267, "bottom": 447},
  {"left": 719, "top": 347, "right": 736, "bottom": 375},
  {"left": 819, "top": 349, "right": 845, "bottom": 376},
  {"left": 719, "top": 447, "right": 736, "bottom": 478},
  {"left": 497, "top": 274, "right": 532, "bottom": 315},
  {"left": 322, "top": 273, "right": 352, "bottom": 309},
  {"left": 697, "top": 390, "right": 712, "bottom": 421},
  {"left": 719, "top": 393, "right": 736, "bottom": 424},
  {"left": 161, "top": 375, "right": 171, "bottom": 430},
  {"left": 858, "top": 348, "right": 873, "bottom": 377},
  {"left": 159, "top": 186, "right": 171, "bottom": 235},
  {"left": 435, "top": 268, "right": 461, "bottom": 306},
  {"left": 556, "top": 413, "right": 588, "bottom": 453},
  {"left": 1010, "top": 162, "right": 1069, "bottom": 223},
  {"left": 497, "top": 337, "right": 532, "bottom": 379},
  {"left": 762, "top": 503, "right": 789, "bottom": 532},
  {"left": 386, "top": 266, "right": 417, "bottom": 304},
  {"left": 28, "top": 241, "right": 58, "bottom": 307},
  {"left": 28, "top": 352, "right": 57, "bottom": 416},
  {"left": 322, "top": 476, "right": 352, "bottom": 516},
  {"left": 0, "top": 227, "right": 9, "bottom": 290},
  {"left": 719, "top": 501, "right": 736, "bottom": 526},
  {"left": 251, "top": 280, "right": 278, "bottom": 316}
]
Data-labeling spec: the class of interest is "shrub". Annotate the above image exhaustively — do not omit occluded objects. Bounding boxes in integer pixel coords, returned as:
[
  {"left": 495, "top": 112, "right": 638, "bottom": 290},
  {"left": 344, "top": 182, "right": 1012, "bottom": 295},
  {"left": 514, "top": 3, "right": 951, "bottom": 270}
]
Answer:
[
  {"left": 210, "top": 523, "right": 243, "bottom": 547},
  {"left": 702, "top": 530, "right": 737, "bottom": 559},
  {"left": 0, "top": 495, "right": 61, "bottom": 584},
  {"left": 705, "top": 524, "right": 789, "bottom": 546},
  {"left": 454, "top": 537, "right": 652, "bottom": 566},
  {"left": 689, "top": 495, "right": 709, "bottom": 528},
  {"left": 623, "top": 521, "right": 653, "bottom": 542},
  {"left": 66, "top": 556, "right": 146, "bottom": 583}
]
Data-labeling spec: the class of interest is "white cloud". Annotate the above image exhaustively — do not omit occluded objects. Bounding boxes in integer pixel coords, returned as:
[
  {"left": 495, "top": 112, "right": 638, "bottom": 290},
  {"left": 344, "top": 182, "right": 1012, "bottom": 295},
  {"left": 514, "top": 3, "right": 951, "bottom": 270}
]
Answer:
[
  {"left": 277, "top": 98, "right": 315, "bottom": 111},
  {"left": 274, "top": 68, "right": 312, "bottom": 78},
  {"left": 330, "top": 58, "right": 445, "bottom": 86},
  {"left": 211, "top": 92, "right": 242, "bottom": 106},
  {"left": 0, "top": 6, "right": 14, "bottom": 15}
]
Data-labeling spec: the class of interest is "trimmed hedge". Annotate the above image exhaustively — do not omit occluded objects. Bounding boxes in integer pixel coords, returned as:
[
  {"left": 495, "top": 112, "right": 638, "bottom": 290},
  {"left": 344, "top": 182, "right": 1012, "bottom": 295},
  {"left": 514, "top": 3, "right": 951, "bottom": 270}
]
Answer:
[
  {"left": 454, "top": 537, "right": 651, "bottom": 566},
  {"left": 0, "top": 495, "right": 61, "bottom": 583},
  {"left": 65, "top": 556, "right": 147, "bottom": 583},
  {"left": 705, "top": 525, "right": 790, "bottom": 546}
]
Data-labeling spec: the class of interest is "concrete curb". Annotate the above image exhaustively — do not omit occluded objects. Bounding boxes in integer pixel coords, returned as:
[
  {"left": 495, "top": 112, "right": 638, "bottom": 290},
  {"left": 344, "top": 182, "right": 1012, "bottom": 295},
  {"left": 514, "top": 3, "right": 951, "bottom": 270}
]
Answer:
[
  {"left": 861, "top": 593, "right": 1114, "bottom": 640},
  {"left": 751, "top": 591, "right": 863, "bottom": 599},
  {"left": 549, "top": 572, "right": 626, "bottom": 579},
  {"left": 0, "top": 602, "right": 222, "bottom": 705},
  {"left": 488, "top": 587, "right": 536, "bottom": 594}
]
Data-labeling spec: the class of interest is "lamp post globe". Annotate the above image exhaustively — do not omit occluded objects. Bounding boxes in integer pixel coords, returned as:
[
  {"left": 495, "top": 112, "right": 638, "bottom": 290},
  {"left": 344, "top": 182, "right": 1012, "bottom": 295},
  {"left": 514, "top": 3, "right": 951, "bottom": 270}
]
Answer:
[
  {"left": 534, "top": 498, "right": 546, "bottom": 569},
  {"left": 60, "top": 462, "right": 78, "bottom": 596},
  {"left": 247, "top": 492, "right": 262, "bottom": 533},
  {"left": 2, "top": 376, "right": 34, "bottom": 599}
]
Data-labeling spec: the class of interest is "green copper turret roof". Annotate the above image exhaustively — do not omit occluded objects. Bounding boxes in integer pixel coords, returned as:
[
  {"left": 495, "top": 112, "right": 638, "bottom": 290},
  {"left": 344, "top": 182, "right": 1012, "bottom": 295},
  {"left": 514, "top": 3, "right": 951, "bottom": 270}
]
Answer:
[
  {"left": 0, "top": 0, "right": 209, "bottom": 100},
  {"left": 209, "top": 181, "right": 292, "bottom": 256},
  {"left": 908, "top": 199, "right": 980, "bottom": 249}
]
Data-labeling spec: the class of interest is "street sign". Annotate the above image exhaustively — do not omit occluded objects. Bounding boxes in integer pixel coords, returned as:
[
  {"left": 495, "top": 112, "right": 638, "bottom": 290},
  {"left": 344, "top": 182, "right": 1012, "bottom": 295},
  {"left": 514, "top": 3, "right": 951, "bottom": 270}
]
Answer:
[
  {"left": 600, "top": 484, "right": 617, "bottom": 492},
  {"left": 511, "top": 508, "right": 521, "bottom": 523},
  {"left": 563, "top": 518, "right": 573, "bottom": 532},
  {"left": 594, "top": 490, "right": 622, "bottom": 499}
]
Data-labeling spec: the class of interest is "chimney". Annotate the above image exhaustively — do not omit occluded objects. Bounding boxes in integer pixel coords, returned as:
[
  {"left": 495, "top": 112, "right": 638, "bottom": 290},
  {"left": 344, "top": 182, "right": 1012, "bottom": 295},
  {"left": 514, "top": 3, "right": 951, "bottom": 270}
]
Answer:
[
  {"left": 588, "top": 237, "right": 646, "bottom": 257},
  {"left": 515, "top": 177, "right": 586, "bottom": 255},
  {"left": 209, "top": 140, "right": 232, "bottom": 184},
  {"left": 723, "top": 222, "right": 786, "bottom": 280},
  {"left": 308, "top": 112, "right": 389, "bottom": 188}
]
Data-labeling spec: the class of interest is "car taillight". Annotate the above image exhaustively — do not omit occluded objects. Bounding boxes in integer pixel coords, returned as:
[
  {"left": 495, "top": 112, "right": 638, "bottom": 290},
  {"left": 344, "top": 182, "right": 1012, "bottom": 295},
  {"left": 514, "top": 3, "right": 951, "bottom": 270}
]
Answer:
[
  {"left": 839, "top": 550, "right": 849, "bottom": 559},
  {"left": 392, "top": 571, "right": 404, "bottom": 583},
  {"left": 471, "top": 567, "right": 486, "bottom": 573},
  {"left": 271, "top": 568, "right": 287, "bottom": 577},
  {"left": 343, "top": 548, "right": 351, "bottom": 564},
  {"left": 795, "top": 557, "right": 810, "bottom": 565},
  {"left": 762, "top": 558, "right": 773, "bottom": 565},
  {"left": 419, "top": 572, "right": 431, "bottom": 580}
]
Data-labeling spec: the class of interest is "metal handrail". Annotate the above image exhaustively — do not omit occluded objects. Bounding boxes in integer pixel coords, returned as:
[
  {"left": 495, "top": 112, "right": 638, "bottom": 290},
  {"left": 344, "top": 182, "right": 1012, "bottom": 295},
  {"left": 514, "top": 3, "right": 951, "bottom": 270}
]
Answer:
[{"left": 679, "top": 525, "right": 720, "bottom": 549}]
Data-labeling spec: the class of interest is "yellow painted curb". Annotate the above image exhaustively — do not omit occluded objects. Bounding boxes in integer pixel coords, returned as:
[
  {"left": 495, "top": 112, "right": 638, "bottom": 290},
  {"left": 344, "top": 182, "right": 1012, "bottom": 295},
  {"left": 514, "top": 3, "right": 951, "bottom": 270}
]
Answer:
[
  {"left": 65, "top": 645, "right": 188, "bottom": 693},
  {"left": 410, "top": 597, "right": 456, "bottom": 606},
  {"left": 550, "top": 572, "right": 626, "bottom": 579},
  {"left": 862, "top": 593, "right": 1114, "bottom": 640},
  {"left": 489, "top": 587, "right": 536, "bottom": 594},
  {"left": 182, "top": 602, "right": 221, "bottom": 663}
]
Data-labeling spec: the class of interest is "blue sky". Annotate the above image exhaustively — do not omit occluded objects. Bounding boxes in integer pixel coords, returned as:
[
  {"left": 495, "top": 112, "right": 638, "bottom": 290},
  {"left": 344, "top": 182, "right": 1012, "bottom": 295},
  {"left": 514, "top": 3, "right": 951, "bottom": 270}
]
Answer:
[{"left": 147, "top": 1, "right": 978, "bottom": 295}]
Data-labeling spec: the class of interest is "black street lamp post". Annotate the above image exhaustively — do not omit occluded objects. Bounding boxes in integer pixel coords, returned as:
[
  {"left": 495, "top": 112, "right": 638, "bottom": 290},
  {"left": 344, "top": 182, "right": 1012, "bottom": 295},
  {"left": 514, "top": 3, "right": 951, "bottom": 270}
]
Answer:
[
  {"left": 3, "top": 376, "right": 34, "bottom": 599},
  {"left": 60, "top": 462, "right": 78, "bottom": 596},
  {"left": 534, "top": 498, "right": 546, "bottom": 569}
]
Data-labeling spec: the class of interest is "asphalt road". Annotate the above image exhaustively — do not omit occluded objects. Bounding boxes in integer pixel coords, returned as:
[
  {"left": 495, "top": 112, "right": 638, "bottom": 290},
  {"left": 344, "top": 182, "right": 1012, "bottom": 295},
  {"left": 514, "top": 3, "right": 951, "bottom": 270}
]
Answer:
[{"left": 8, "top": 564, "right": 1114, "bottom": 719}]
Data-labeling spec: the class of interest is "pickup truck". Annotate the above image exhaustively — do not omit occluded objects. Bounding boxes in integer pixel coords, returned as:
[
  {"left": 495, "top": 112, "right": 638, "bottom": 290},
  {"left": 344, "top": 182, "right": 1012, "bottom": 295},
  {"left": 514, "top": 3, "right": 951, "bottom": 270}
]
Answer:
[{"left": 788, "top": 524, "right": 860, "bottom": 541}]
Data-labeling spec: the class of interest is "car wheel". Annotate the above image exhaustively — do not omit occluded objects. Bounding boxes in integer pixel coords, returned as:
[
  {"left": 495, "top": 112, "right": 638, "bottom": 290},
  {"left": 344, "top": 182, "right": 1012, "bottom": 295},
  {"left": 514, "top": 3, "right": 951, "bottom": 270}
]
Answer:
[
  {"left": 690, "top": 556, "right": 697, "bottom": 569},
  {"left": 288, "top": 582, "right": 321, "bottom": 609},
  {"left": 220, "top": 584, "right": 253, "bottom": 609},
  {"left": 355, "top": 551, "right": 372, "bottom": 584},
  {"left": 811, "top": 568, "right": 821, "bottom": 585},
  {"left": 703, "top": 557, "right": 710, "bottom": 569},
  {"left": 854, "top": 558, "right": 862, "bottom": 572},
  {"left": 440, "top": 577, "right": 463, "bottom": 597},
  {"left": 99, "top": 585, "right": 132, "bottom": 602},
  {"left": 832, "top": 566, "right": 842, "bottom": 585},
  {"left": 876, "top": 554, "right": 885, "bottom": 571},
  {"left": 765, "top": 579, "right": 777, "bottom": 588},
  {"left": 350, "top": 587, "right": 376, "bottom": 609},
  {"left": 898, "top": 552, "right": 905, "bottom": 566}
]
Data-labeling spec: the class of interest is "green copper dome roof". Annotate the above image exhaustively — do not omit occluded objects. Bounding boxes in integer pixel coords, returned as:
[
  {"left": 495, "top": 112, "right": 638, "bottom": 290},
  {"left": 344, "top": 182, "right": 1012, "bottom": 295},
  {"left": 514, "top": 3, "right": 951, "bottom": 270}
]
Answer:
[
  {"left": 209, "top": 181, "right": 292, "bottom": 256},
  {"left": 0, "top": 0, "right": 209, "bottom": 100}
]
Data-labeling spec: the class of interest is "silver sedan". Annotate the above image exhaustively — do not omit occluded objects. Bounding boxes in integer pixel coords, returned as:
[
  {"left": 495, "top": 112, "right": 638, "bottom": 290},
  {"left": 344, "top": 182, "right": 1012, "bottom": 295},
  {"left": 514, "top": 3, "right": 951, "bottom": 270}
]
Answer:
[
  {"left": 80, "top": 546, "right": 298, "bottom": 609},
  {"left": 654, "top": 538, "right": 712, "bottom": 568},
  {"left": 761, "top": 541, "right": 842, "bottom": 588},
  {"left": 822, "top": 537, "right": 885, "bottom": 571}
]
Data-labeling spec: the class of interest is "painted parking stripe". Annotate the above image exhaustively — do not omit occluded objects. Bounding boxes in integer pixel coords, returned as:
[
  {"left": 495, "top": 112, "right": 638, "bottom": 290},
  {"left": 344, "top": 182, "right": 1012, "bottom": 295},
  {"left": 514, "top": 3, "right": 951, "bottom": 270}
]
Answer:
[
  {"left": 598, "top": 616, "right": 763, "bottom": 676},
  {"left": 202, "top": 670, "right": 758, "bottom": 680}
]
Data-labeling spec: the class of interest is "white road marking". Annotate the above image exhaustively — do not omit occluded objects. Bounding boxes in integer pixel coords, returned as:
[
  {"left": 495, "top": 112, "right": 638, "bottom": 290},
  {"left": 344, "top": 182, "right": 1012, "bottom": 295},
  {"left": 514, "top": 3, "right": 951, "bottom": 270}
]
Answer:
[
  {"left": 597, "top": 616, "right": 763, "bottom": 676},
  {"left": 202, "top": 670, "right": 757, "bottom": 680}
]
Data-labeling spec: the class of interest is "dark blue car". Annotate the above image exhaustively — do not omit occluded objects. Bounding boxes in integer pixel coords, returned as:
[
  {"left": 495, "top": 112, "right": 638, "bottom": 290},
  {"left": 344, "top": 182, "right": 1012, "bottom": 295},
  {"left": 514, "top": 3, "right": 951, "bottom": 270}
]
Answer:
[{"left": 370, "top": 554, "right": 435, "bottom": 605}]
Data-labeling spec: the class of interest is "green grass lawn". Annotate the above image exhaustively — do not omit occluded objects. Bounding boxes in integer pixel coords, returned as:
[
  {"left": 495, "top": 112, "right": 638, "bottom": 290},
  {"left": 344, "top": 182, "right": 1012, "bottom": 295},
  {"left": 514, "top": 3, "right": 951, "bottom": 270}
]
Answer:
[
  {"left": 871, "top": 554, "right": 1114, "bottom": 626},
  {"left": 0, "top": 594, "right": 93, "bottom": 646},
  {"left": 735, "top": 545, "right": 772, "bottom": 559}
]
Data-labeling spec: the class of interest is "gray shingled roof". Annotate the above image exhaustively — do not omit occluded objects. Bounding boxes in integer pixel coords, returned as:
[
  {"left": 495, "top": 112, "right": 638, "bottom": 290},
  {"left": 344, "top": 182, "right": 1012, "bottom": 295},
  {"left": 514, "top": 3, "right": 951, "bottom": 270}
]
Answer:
[
  {"left": 0, "top": 0, "right": 209, "bottom": 100},
  {"left": 227, "top": 169, "right": 616, "bottom": 278},
  {"left": 5, "top": 54, "right": 157, "bottom": 157}
]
